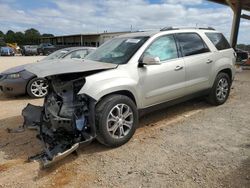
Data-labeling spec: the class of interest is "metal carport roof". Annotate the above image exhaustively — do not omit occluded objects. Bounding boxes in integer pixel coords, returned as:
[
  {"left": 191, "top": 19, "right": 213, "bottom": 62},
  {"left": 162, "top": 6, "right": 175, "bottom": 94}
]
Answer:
[{"left": 208, "top": 0, "right": 250, "bottom": 47}]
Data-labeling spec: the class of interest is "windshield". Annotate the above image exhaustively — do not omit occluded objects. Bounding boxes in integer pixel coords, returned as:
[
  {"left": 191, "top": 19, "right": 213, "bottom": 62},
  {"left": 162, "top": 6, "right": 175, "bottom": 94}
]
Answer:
[
  {"left": 85, "top": 36, "right": 149, "bottom": 64},
  {"left": 42, "top": 49, "right": 70, "bottom": 61}
]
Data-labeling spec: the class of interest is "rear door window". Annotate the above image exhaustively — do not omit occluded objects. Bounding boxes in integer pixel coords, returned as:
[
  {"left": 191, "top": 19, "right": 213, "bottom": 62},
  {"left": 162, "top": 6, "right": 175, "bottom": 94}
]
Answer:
[
  {"left": 176, "top": 33, "right": 210, "bottom": 57},
  {"left": 205, "top": 32, "right": 231, "bottom": 50}
]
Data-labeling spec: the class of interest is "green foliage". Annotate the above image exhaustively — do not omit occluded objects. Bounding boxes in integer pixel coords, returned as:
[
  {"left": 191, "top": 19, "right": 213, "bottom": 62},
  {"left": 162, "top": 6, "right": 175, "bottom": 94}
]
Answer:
[
  {"left": 0, "top": 30, "right": 4, "bottom": 38},
  {"left": 24, "top": 28, "right": 41, "bottom": 44},
  {"left": 42, "top": 33, "right": 54, "bottom": 37},
  {"left": 0, "top": 30, "right": 5, "bottom": 46},
  {"left": 15, "top": 32, "right": 25, "bottom": 45},
  {"left": 0, "top": 28, "right": 54, "bottom": 46},
  {"left": 237, "top": 44, "right": 250, "bottom": 52},
  {"left": 5, "top": 30, "right": 16, "bottom": 43}
]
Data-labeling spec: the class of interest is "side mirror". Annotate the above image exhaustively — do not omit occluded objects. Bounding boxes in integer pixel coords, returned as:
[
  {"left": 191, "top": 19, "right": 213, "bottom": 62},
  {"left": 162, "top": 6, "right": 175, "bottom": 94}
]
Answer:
[{"left": 142, "top": 55, "right": 161, "bottom": 65}]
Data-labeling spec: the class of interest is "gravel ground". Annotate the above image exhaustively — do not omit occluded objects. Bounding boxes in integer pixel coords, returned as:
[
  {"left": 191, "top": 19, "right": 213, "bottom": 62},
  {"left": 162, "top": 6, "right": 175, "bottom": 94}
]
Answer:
[{"left": 0, "top": 56, "right": 249, "bottom": 188}]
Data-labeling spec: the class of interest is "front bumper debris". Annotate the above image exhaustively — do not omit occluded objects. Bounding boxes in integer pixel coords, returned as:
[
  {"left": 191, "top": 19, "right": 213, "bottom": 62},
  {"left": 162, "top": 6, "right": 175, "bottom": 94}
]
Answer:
[
  {"left": 20, "top": 69, "right": 98, "bottom": 167},
  {"left": 22, "top": 102, "right": 96, "bottom": 168},
  {"left": 28, "top": 143, "right": 80, "bottom": 168},
  {"left": 22, "top": 103, "right": 43, "bottom": 130}
]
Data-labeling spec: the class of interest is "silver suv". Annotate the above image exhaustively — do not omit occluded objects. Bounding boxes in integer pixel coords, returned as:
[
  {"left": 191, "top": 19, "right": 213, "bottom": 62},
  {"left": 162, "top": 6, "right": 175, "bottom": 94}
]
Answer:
[{"left": 25, "top": 27, "right": 236, "bottom": 166}]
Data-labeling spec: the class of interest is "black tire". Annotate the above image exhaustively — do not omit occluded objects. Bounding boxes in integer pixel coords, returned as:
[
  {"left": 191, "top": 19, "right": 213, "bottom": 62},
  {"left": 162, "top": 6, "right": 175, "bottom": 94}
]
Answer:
[
  {"left": 27, "top": 77, "right": 48, "bottom": 98},
  {"left": 95, "top": 94, "right": 138, "bottom": 147},
  {"left": 207, "top": 72, "right": 231, "bottom": 106}
]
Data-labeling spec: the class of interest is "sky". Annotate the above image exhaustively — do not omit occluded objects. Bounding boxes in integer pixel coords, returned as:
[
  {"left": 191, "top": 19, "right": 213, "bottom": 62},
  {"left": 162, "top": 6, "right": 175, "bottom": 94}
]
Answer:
[{"left": 0, "top": 0, "right": 249, "bottom": 44}]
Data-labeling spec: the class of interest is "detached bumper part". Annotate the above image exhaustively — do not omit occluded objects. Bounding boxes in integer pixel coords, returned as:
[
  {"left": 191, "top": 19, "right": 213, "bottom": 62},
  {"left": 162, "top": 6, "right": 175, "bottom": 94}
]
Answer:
[
  {"left": 7, "top": 103, "right": 42, "bottom": 133},
  {"left": 22, "top": 102, "right": 96, "bottom": 167},
  {"left": 22, "top": 103, "right": 43, "bottom": 130},
  {"left": 42, "top": 143, "right": 79, "bottom": 168}
]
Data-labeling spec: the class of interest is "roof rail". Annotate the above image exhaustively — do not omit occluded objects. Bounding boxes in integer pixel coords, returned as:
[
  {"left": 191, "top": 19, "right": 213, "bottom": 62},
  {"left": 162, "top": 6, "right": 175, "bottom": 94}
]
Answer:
[
  {"left": 160, "top": 26, "right": 215, "bottom": 31},
  {"left": 137, "top": 29, "right": 158, "bottom": 32}
]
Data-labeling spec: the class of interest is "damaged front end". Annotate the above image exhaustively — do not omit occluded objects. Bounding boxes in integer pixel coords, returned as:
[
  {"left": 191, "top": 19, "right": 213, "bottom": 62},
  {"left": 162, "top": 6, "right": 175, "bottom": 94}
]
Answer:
[{"left": 23, "top": 73, "right": 96, "bottom": 167}]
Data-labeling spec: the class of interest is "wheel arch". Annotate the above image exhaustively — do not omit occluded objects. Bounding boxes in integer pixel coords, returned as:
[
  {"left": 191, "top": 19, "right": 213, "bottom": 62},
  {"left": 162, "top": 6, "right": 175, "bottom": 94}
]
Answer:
[
  {"left": 97, "top": 90, "right": 137, "bottom": 107},
  {"left": 218, "top": 68, "right": 232, "bottom": 83}
]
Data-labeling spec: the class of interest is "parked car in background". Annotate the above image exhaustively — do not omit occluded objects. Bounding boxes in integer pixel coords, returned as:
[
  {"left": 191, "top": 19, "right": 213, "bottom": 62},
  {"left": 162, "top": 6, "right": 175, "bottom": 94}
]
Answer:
[
  {"left": 37, "top": 43, "right": 56, "bottom": 55},
  {"left": 0, "top": 47, "right": 15, "bottom": 56},
  {"left": 235, "top": 48, "right": 249, "bottom": 65},
  {"left": 21, "top": 45, "right": 38, "bottom": 56},
  {"left": 0, "top": 47, "right": 96, "bottom": 98}
]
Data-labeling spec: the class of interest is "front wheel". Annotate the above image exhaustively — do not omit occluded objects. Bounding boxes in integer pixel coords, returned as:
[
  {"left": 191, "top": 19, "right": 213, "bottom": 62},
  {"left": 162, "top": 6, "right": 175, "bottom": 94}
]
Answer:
[
  {"left": 207, "top": 72, "right": 231, "bottom": 106},
  {"left": 27, "top": 77, "right": 48, "bottom": 98},
  {"left": 96, "top": 95, "right": 138, "bottom": 147}
]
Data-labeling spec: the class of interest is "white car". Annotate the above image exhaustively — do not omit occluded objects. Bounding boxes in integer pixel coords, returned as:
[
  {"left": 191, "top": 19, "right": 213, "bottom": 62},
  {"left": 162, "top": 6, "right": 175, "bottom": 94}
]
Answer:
[{"left": 24, "top": 27, "right": 236, "bottom": 166}]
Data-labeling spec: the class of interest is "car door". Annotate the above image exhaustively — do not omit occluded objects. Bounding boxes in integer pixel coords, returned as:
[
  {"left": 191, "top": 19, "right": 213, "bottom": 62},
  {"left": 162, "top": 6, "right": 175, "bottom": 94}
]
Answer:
[
  {"left": 175, "top": 33, "right": 214, "bottom": 93},
  {"left": 138, "top": 34, "right": 186, "bottom": 107}
]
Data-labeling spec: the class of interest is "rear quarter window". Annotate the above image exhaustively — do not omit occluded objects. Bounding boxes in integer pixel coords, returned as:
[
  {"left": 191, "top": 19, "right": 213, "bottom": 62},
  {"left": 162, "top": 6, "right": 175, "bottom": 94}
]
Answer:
[{"left": 205, "top": 33, "right": 231, "bottom": 50}]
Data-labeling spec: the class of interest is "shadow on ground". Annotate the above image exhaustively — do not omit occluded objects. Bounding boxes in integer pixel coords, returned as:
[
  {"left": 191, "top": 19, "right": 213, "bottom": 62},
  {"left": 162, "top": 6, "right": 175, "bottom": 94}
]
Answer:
[
  {"left": 221, "top": 157, "right": 250, "bottom": 188},
  {"left": 0, "top": 92, "right": 34, "bottom": 101},
  {"left": 0, "top": 97, "right": 211, "bottom": 168}
]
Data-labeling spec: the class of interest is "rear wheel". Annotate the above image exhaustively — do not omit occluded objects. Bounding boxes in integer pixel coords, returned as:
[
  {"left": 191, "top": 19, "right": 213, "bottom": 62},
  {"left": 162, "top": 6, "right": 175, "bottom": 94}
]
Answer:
[
  {"left": 96, "top": 95, "right": 138, "bottom": 147},
  {"left": 207, "top": 72, "right": 231, "bottom": 105},
  {"left": 27, "top": 77, "right": 48, "bottom": 98}
]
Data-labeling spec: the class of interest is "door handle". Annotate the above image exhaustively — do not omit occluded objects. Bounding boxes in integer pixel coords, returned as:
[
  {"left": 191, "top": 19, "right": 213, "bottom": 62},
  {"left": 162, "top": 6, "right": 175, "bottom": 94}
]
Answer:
[
  {"left": 175, "top": 66, "right": 183, "bottom": 71},
  {"left": 206, "top": 59, "right": 213, "bottom": 64}
]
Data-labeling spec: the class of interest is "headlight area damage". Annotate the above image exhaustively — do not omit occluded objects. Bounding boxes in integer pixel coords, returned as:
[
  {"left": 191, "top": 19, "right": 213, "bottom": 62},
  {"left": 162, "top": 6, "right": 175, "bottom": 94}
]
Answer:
[{"left": 22, "top": 73, "right": 97, "bottom": 167}]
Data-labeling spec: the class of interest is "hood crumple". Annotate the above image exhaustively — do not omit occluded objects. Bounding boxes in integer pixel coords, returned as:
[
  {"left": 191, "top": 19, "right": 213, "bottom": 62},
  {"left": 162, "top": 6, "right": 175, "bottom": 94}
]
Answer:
[{"left": 25, "top": 59, "right": 118, "bottom": 78}]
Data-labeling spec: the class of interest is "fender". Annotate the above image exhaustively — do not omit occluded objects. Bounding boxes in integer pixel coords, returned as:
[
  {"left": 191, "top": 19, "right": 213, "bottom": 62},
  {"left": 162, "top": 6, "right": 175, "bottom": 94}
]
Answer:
[
  {"left": 210, "top": 56, "right": 235, "bottom": 87},
  {"left": 78, "top": 76, "right": 141, "bottom": 108}
]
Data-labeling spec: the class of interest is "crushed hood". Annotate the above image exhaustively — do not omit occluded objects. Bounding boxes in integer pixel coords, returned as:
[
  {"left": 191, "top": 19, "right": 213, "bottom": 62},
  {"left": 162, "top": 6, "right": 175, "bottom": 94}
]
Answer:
[{"left": 25, "top": 59, "right": 118, "bottom": 78}]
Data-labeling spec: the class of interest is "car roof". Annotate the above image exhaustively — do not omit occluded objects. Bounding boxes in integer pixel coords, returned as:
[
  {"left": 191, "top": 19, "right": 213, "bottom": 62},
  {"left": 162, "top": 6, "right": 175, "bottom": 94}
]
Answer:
[
  {"left": 117, "top": 28, "right": 220, "bottom": 38},
  {"left": 117, "top": 31, "right": 159, "bottom": 38}
]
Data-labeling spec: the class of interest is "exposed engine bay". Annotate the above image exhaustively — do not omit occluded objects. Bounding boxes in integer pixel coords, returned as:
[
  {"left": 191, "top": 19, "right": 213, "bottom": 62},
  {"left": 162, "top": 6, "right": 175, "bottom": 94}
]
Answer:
[{"left": 22, "top": 72, "right": 98, "bottom": 167}]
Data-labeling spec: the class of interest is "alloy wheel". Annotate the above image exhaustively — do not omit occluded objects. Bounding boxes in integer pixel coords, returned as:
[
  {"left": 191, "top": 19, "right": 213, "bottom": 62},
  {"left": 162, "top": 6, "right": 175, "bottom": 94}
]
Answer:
[
  {"left": 30, "top": 79, "right": 48, "bottom": 97},
  {"left": 216, "top": 77, "right": 229, "bottom": 101},
  {"left": 106, "top": 103, "right": 134, "bottom": 139}
]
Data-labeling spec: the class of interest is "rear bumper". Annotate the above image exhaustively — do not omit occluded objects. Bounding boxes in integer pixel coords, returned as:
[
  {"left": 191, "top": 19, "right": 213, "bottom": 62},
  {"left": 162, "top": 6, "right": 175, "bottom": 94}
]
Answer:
[{"left": 0, "top": 77, "right": 29, "bottom": 95}]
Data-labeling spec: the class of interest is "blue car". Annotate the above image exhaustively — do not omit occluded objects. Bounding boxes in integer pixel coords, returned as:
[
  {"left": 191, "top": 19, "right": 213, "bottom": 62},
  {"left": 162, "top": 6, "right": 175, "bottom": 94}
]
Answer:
[{"left": 0, "top": 47, "right": 15, "bottom": 56}]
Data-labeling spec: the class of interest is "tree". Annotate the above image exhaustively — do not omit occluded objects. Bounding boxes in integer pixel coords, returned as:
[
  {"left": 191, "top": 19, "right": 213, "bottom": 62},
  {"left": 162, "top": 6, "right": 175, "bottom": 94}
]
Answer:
[
  {"left": 24, "top": 28, "right": 41, "bottom": 44},
  {"left": 42, "top": 33, "right": 54, "bottom": 37},
  {"left": 0, "top": 30, "right": 5, "bottom": 46},
  {"left": 15, "top": 32, "right": 25, "bottom": 45},
  {"left": 0, "top": 30, "right": 4, "bottom": 38},
  {"left": 237, "top": 44, "right": 250, "bottom": 52},
  {"left": 5, "top": 30, "right": 16, "bottom": 43},
  {"left": 0, "top": 29, "right": 54, "bottom": 46}
]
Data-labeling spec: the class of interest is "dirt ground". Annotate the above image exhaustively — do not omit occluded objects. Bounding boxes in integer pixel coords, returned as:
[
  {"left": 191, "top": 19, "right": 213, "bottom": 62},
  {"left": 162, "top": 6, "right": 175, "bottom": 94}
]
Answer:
[{"left": 0, "top": 56, "right": 249, "bottom": 188}]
